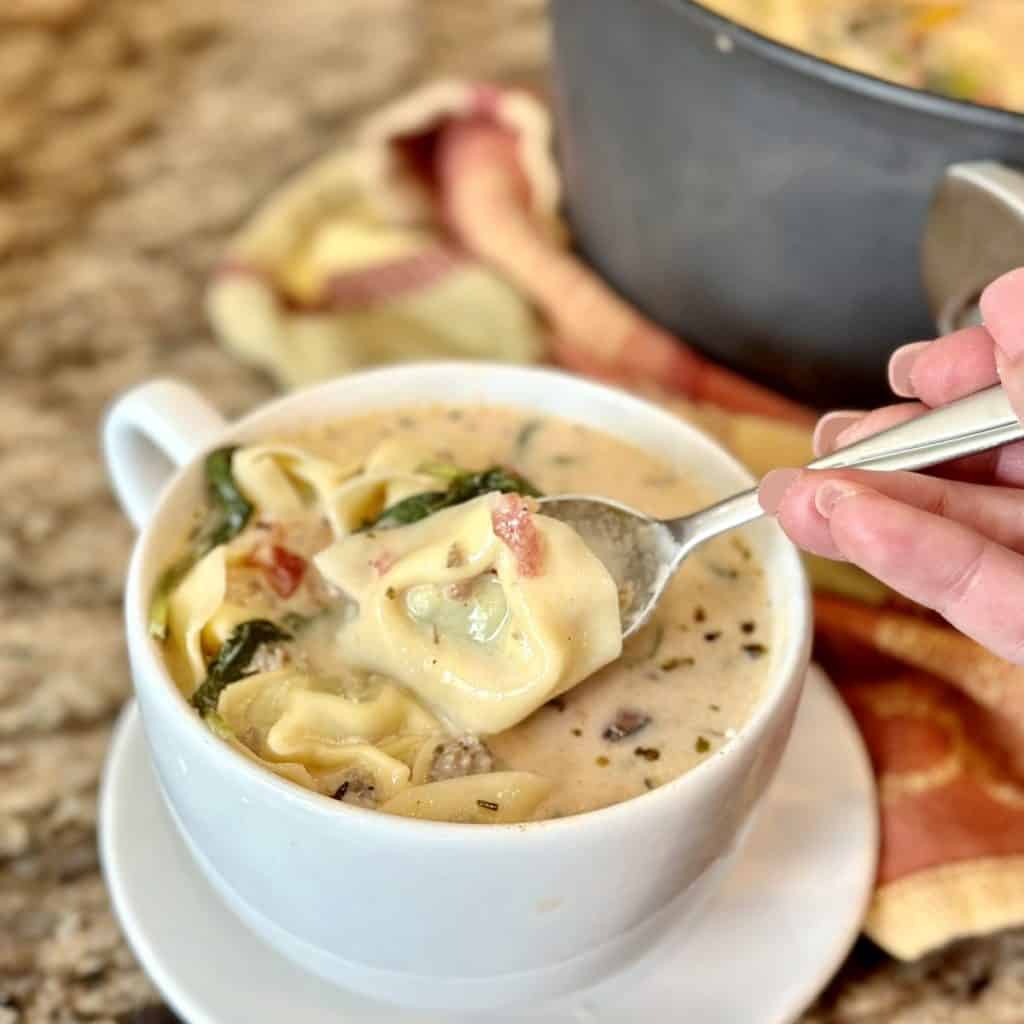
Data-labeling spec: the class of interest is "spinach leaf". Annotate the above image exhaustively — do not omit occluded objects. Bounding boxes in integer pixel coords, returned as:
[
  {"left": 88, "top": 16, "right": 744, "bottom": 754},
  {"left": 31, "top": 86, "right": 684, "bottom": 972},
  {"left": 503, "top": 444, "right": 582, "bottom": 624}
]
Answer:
[
  {"left": 149, "top": 447, "right": 253, "bottom": 639},
  {"left": 190, "top": 619, "right": 291, "bottom": 717},
  {"left": 366, "top": 465, "right": 542, "bottom": 531},
  {"left": 371, "top": 490, "right": 451, "bottom": 529},
  {"left": 452, "top": 467, "right": 542, "bottom": 501},
  {"left": 198, "top": 446, "right": 253, "bottom": 553},
  {"left": 416, "top": 461, "right": 463, "bottom": 482}
]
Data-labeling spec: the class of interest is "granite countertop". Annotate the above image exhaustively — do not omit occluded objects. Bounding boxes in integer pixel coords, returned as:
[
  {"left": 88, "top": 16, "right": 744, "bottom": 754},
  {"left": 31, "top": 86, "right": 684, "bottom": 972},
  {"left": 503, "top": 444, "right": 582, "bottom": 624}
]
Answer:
[{"left": 2, "top": 1, "right": 1023, "bottom": 1021}]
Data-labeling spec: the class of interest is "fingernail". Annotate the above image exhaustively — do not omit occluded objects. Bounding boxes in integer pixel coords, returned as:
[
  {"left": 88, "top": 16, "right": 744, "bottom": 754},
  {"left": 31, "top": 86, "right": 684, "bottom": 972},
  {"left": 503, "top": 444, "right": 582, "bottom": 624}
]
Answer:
[
  {"left": 888, "top": 341, "right": 929, "bottom": 397},
  {"left": 815, "top": 480, "right": 866, "bottom": 519},
  {"left": 759, "top": 468, "right": 800, "bottom": 515},
  {"left": 980, "top": 269, "right": 1024, "bottom": 363},
  {"left": 813, "top": 411, "right": 863, "bottom": 456},
  {"left": 834, "top": 418, "right": 872, "bottom": 450}
]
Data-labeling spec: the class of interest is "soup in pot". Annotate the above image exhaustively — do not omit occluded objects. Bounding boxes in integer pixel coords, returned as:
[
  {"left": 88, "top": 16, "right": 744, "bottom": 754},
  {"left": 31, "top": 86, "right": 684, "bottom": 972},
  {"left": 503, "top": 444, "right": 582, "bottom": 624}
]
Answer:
[{"left": 698, "top": 0, "right": 1024, "bottom": 114}]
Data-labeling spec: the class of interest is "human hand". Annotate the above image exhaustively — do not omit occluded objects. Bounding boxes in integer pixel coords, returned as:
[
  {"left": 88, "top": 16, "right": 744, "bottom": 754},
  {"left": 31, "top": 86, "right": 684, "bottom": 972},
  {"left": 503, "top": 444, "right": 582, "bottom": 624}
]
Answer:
[{"left": 758, "top": 268, "right": 1024, "bottom": 663}]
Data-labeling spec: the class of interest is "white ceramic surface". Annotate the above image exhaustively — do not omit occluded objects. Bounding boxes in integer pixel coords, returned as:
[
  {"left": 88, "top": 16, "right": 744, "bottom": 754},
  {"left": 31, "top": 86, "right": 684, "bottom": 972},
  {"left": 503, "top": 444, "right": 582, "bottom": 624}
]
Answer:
[
  {"left": 100, "top": 667, "right": 876, "bottom": 1024},
  {"left": 101, "top": 364, "right": 813, "bottom": 1010}
]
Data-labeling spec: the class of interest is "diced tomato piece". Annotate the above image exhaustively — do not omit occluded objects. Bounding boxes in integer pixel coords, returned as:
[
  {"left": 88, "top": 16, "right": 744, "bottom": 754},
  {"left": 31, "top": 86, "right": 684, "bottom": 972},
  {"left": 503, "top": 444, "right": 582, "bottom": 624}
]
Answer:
[
  {"left": 370, "top": 551, "right": 396, "bottom": 577},
  {"left": 492, "top": 495, "right": 543, "bottom": 577},
  {"left": 265, "top": 545, "right": 307, "bottom": 598}
]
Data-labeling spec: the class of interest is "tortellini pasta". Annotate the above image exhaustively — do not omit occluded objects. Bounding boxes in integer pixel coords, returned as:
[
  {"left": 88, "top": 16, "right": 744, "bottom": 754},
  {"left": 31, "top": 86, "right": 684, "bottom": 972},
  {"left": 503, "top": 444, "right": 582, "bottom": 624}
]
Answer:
[
  {"left": 231, "top": 439, "right": 441, "bottom": 537},
  {"left": 232, "top": 444, "right": 359, "bottom": 521},
  {"left": 166, "top": 546, "right": 228, "bottom": 691},
  {"left": 210, "top": 670, "right": 552, "bottom": 818},
  {"left": 314, "top": 493, "right": 623, "bottom": 735},
  {"left": 380, "top": 772, "right": 553, "bottom": 824},
  {"left": 217, "top": 671, "right": 437, "bottom": 801},
  {"left": 164, "top": 545, "right": 276, "bottom": 694},
  {"left": 204, "top": 709, "right": 328, "bottom": 794},
  {"left": 328, "top": 440, "right": 439, "bottom": 536}
]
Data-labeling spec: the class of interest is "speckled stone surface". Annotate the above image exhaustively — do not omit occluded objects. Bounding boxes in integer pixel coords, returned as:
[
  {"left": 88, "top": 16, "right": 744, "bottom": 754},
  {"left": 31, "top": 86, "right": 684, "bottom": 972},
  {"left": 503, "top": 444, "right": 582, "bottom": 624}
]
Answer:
[{"left": 1, "top": 1, "right": 1022, "bottom": 1021}]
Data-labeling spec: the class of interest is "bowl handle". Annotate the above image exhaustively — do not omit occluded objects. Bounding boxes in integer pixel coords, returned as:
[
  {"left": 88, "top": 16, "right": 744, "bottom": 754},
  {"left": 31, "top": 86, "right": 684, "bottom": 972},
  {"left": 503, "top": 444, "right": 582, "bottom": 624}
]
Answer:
[
  {"left": 923, "top": 161, "right": 1024, "bottom": 335},
  {"left": 102, "top": 379, "right": 227, "bottom": 530}
]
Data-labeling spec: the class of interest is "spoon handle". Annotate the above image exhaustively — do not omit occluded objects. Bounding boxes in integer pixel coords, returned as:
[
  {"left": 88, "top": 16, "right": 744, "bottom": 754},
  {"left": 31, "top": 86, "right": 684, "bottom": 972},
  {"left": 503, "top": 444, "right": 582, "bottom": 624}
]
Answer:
[
  {"left": 809, "top": 384, "right": 1021, "bottom": 473},
  {"left": 675, "top": 384, "right": 1023, "bottom": 546}
]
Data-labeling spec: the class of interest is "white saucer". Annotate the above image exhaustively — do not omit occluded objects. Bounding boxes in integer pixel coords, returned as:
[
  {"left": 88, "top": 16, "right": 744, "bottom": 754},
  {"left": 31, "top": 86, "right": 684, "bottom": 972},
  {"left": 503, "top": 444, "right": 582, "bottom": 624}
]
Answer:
[{"left": 99, "top": 666, "right": 876, "bottom": 1023}]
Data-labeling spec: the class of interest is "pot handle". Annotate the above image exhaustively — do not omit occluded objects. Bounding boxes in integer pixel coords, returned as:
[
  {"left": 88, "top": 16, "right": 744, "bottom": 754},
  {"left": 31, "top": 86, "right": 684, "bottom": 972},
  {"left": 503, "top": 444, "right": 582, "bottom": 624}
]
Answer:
[
  {"left": 102, "top": 379, "right": 227, "bottom": 530},
  {"left": 923, "top": 161, "right": 1024, "bottom": 334}
]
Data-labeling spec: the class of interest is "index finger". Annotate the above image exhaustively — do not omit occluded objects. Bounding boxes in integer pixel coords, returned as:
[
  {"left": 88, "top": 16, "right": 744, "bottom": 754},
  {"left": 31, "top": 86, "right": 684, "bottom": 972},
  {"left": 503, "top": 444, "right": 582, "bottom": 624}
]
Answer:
[{"left": 892, "top": 326, "right": 997, "bottom": 406}]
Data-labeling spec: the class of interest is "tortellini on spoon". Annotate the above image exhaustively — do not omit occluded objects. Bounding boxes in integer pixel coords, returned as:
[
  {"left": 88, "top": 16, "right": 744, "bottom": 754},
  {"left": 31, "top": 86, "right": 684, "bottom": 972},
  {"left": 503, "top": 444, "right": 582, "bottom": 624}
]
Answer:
[{"left": 314, "top": 492, "right": 623, "bottom": 735}]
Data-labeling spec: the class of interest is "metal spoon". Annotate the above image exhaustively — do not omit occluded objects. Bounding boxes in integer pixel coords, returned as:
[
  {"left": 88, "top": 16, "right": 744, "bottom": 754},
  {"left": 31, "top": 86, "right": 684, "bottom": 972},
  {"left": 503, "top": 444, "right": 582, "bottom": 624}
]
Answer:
[{"left": 541, "top": 384, "right": 1023, "bottom": 638}]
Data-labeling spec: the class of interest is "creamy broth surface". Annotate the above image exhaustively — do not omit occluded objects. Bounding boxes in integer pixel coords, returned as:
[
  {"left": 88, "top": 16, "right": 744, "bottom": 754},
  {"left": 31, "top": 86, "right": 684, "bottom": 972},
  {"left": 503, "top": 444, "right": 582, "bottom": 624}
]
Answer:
[{"left": 156, "top": 404, "right": 773, "bottom": 821}]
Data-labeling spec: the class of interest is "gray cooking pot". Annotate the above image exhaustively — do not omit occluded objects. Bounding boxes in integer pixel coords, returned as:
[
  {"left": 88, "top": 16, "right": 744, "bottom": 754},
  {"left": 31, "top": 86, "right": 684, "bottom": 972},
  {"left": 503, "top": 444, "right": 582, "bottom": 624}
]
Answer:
[{"left": 549, "top": 0, "right": 1024, "bottom": 408}]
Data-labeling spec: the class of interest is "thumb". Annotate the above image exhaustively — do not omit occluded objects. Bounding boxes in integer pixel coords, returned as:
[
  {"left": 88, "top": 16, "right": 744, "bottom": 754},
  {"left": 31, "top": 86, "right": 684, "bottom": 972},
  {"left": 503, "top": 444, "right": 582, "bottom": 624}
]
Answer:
[{"left": 980, "top": 267, "right": 1024, "bottom": 424}]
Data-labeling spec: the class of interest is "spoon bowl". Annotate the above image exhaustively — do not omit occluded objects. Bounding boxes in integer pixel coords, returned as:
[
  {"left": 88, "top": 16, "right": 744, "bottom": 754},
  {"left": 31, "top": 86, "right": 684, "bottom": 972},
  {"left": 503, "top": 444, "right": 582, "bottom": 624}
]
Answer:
[{"left": 539, "top": 496, "right": 682, "bottom": 638}]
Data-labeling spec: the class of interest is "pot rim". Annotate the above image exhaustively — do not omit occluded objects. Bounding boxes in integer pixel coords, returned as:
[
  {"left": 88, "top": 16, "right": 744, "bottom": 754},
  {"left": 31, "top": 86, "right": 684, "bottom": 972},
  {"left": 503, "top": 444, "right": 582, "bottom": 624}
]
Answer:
[{"left": 659, "top": 0, "right": 1024, "bottom": 134}]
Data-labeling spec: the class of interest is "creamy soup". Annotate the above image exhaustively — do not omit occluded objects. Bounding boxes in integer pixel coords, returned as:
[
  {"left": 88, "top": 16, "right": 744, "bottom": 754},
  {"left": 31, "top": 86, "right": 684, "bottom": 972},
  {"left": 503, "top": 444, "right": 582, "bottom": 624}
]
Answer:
[
  {"left": 699, "top": 0, "right": 1024, "bottom": 114},
  {"left": 153, "top": 405, "right": 773, "bottom": 823}
]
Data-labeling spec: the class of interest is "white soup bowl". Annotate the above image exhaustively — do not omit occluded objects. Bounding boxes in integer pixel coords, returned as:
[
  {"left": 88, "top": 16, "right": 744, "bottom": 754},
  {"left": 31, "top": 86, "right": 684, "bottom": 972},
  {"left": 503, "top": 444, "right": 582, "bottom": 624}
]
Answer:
[{"left": 102, "top": 363, "right": 812, "bottom": 1010}]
